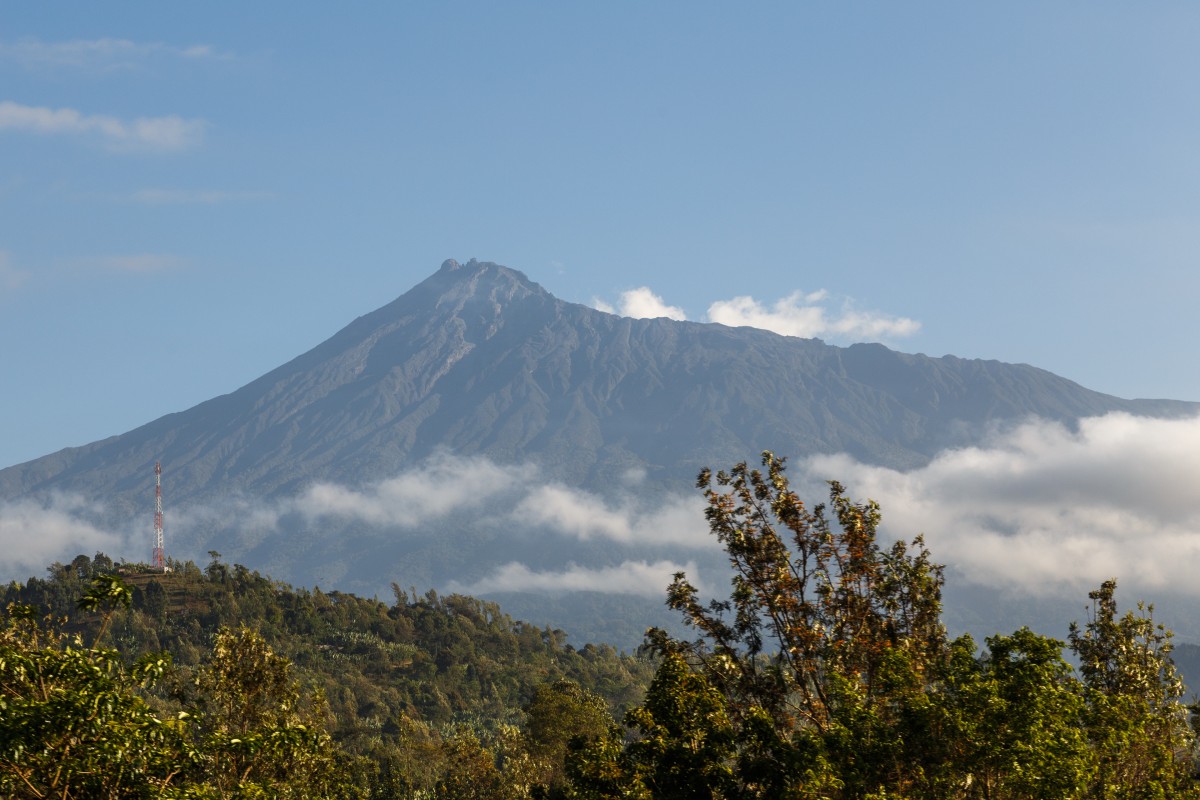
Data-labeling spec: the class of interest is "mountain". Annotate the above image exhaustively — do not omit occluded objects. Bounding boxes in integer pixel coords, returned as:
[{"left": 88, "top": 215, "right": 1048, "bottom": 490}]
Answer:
[
  {"left": 2, "top": 259, "right": 1196, "bottom": 645},
  {"left": 3, "top": 259, "right": 1191, "bottom": 507}
]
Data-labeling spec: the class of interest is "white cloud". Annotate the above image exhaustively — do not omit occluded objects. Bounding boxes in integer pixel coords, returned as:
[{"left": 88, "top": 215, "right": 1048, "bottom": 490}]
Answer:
[
  {"left": 0, "top": 494, "right": 125, "bottom": 578},
  {"left": 448, "top": 559, "right": 697, "bottom": 597},
  {"left": 708, "top": 290, "right": 920, "bottom": 340},
  {"left": 591, "top": 284, "right": 919, "bottom": 341},
  {"left": 592, "top": 287, "right": 688, "bottom": 320},
  {"left": 0, "top": 38, "right": 226, "bottom": 70},
  {"left": 794, "top": 413, "right": 1200, "bottom": 597},
  {"left": 294, "top": 452, "right": 535, "bottom": 527},
  {"left": 512, "top": 485, "right": 709, "bottom": 547},
  {"left": 284, "top": 452, "right": 711, "bottom": 548},
  {"left": 0, "top": 101, "right": 206, "bottom": 152}
]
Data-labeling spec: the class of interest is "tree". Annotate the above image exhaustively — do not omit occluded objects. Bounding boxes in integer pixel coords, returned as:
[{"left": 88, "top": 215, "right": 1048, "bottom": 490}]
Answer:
[
  {"left": 523, "top": 680, "right": 614, "bottom": 796},
  {"left": 175, "top": 626, "right": 361, "bottom": 798},
  {"left": 0, "top": 576, "right": 363, "bottom": 799},
  {"left": 0, "top": 601, "right": 180, "bottom": 799},
  {"left": 1069, "top": 580, "right": 1197, "bottom": 799},
  {"left": 654, "top": 453, "right": 949, "bottom": 796},
  {"left": 570, "top": 453, "right": 1185, "bottom": 800},
  {"left": 944, "top": 629, "right": 1093, "bottom": 800}
]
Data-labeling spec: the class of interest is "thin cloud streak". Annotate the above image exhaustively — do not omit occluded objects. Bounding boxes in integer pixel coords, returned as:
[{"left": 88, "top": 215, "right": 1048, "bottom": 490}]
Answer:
[
  {"left": 86, "top": 254, "right": 184, "bottom": 274},
  {"left": 129, "top": 189, "right": 275, "bottom": 205},
  {"left": 0, "top": 101, "right": 206, "bottom": 152},
  {"left": 0, "top": 38, "right": 226, "bottom": 70},
  {"left": 0, "top": 251, "right": 30, "bottom": 294}
]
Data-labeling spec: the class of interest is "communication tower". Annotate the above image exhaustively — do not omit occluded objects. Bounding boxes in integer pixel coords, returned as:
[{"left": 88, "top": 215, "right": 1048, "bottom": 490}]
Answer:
[{"left": 152, "top": 461, "right": 166, "bottom": 571}]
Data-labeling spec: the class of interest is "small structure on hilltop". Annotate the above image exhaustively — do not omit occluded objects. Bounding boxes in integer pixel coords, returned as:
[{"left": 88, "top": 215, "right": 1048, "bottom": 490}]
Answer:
[{"left": 152, "top": 461, "right": 168, "bottom": 572}]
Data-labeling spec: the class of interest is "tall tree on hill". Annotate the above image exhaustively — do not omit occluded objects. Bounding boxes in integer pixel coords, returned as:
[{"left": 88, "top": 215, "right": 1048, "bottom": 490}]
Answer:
[{"left": 1069, "top": 580, "right": 1196, "bottom": 799}]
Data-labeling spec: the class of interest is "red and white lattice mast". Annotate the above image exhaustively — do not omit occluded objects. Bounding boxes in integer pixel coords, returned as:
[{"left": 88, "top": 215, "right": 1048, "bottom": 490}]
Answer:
[{"left": 152, "top": 461, "right": 166, "bottom": 571}]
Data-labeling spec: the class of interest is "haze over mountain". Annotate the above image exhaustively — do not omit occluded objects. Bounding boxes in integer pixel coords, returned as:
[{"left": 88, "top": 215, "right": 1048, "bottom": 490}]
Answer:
[{"left": 3, "top": 259, "right": 1199, "bottom": 645}]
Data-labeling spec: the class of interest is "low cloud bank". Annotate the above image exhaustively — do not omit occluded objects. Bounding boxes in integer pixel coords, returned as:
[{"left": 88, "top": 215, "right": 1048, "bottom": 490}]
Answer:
[
  {"left": 0, "top": 494, "right": 125, "bottom": 578},
  {"left": 591, "top": 285, "right": 920, "bottom": 342},
  {"left": 6, "top": 413, "right": 1200, "bottom": 600},
  {"left": 797, "top": 413, "right": 1200, "bottom": 596}
]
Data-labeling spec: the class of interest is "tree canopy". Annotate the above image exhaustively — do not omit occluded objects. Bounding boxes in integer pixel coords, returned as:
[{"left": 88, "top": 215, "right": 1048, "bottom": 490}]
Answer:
[{"left": 567, "top": 452, "right": 1200, "bottom": 800}]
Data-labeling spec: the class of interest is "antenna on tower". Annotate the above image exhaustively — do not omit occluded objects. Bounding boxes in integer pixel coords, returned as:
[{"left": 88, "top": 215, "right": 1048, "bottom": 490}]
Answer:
[{"left": 152, "top": 462, "right": 166, "bottom": 572}]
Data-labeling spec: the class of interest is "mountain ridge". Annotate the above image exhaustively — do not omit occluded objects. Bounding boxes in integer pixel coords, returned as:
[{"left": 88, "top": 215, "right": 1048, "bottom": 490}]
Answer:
[{"left": 2, "top": 258, "right": 1195, "bottom": 516}]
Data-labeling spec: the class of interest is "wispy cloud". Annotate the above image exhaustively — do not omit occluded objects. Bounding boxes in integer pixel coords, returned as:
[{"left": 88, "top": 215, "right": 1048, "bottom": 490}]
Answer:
[
  {"left": 0, "top": 38, "right": 228, "bottom": 70},
  {"left": 0, "top": 251, "right": 30, "bottom": 295},
  {"left": 0, "top": 101, "right": 206, "bottom": 152},
  {"left": 592, "top": 287, "right": 687, "bottom": 321},
  {"left": 795, "top": 412, "right": 1200, "bottom": 597},
  {"left": 708, "top": 291, "right": 921, "bottom": 340},
  {"left": 0, "top": 494, "right": 126, "bottom": 578},
  {"left": 590, "top": 285, "right": 920, "bottom": 342},
  {"left": 128, "top": 188, "right": 275, "bottom": 205},
  {"left": 80, "top": 253, "right": 185, "bottom": 274},
  {"left": 448, "top": 559, "right": 698, "bottom": 597}
]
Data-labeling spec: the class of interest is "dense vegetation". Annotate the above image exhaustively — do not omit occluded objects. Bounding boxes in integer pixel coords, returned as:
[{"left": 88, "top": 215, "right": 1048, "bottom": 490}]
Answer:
[
  {"left": 2, "top": 452, "right": 1198, "bottom": 797},
  {"left": 1, "top": 552, "right": 652, "bottom": 797}
]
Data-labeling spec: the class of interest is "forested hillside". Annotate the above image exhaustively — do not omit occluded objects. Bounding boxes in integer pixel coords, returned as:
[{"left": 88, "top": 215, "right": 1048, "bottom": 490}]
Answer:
[
  {"left": 1, "top": 553, "right": 654, "bottom": 797},
  {"left": 3, "top": 457, "right": 1199, "bottom": 798}
]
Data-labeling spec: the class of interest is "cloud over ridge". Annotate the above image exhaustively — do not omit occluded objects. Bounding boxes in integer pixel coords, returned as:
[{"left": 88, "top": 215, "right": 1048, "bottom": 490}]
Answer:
[{"left": 591, "top": 284, "right": 921, "bottom": 342}]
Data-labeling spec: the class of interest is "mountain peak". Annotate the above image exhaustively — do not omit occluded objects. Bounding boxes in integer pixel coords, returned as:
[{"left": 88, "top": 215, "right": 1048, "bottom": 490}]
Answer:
[{"left": 414, "top": 258, "right": 549, "bottom": 310}]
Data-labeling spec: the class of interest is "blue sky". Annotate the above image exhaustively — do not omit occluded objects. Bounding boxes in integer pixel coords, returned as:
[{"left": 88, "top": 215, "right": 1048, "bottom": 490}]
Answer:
[{"left": 3, "top": 3, "right": 1200, "bottom": 470}]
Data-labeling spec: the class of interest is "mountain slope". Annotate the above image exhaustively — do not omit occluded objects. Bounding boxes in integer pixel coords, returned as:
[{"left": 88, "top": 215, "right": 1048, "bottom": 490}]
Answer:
[
  {"left": 2, "top": 258, "right": 1192, "bottom": 516},
  {"left": 3, "top": 259, "right": 1197, "bottom": 646}
]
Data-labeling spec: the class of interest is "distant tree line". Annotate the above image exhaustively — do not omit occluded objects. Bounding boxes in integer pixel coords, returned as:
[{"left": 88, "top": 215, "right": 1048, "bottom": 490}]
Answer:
[{"left": 2, "top": 452, "right": 1197, "bottom": 797}]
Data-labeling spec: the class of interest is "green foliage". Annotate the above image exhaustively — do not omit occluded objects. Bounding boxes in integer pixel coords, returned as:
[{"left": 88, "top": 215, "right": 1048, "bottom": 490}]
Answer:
[
  {"left": 0, "top": 602, "right": 179, "bottom": 799},
  {"left": 1069, "top": 580, "right": 1195, "bottom": 799},
  {"left": 173, "top": 627, "right": 360, "bottom": 798},
  {"left": 1, "top": 557, "right": 650, "bottom": 798},
  {"left": 524, "top": 680, "right": 614, "bottom": 795},
  {"left": 570, "top": 452, "right": 1200, "bottom": 800},
  {"left": 6, "top": 457, "right": 1199, "bottom": 799},
  {"left": 0, "top": 581, "right": 360, "bottom": 798}
]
